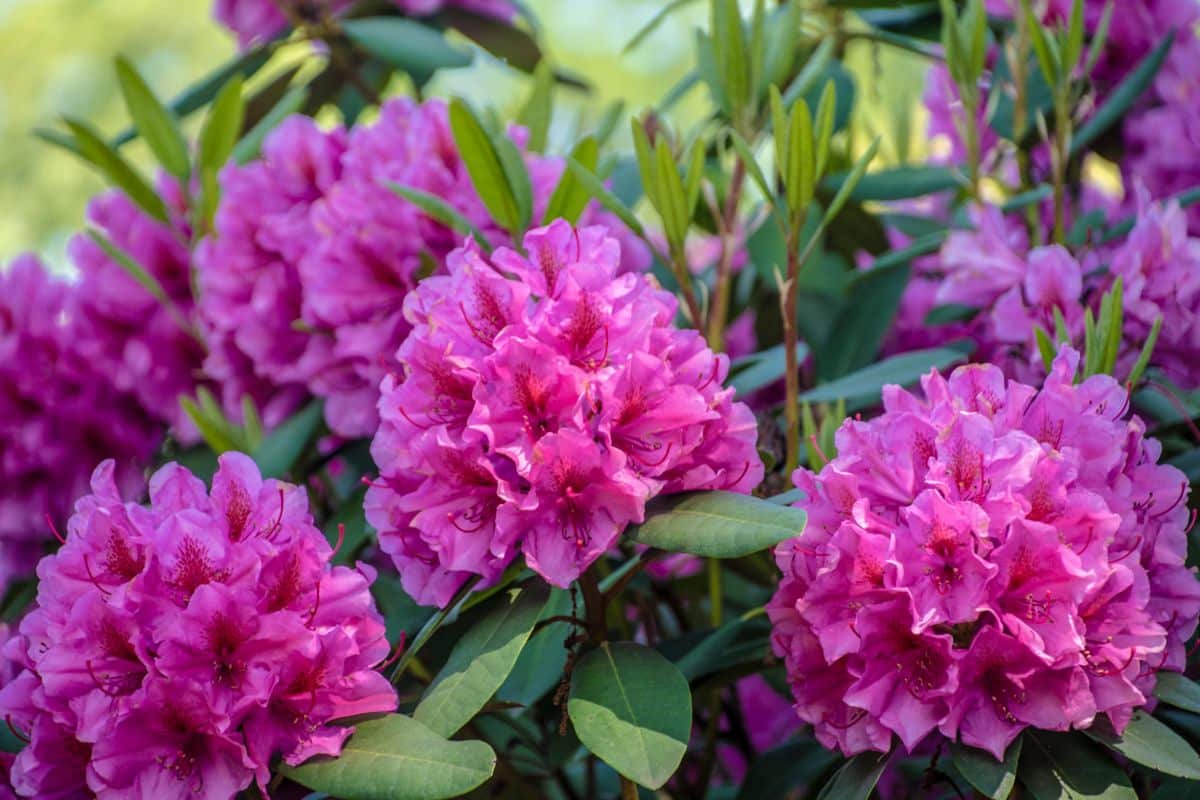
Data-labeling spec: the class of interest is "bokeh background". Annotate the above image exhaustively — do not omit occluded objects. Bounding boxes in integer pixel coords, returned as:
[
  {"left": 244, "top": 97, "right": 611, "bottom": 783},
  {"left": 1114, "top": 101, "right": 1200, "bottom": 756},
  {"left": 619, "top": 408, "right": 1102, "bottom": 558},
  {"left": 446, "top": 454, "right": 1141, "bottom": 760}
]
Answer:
[{"left": 0, "top": 0, "right": 925, "bottom": 268}]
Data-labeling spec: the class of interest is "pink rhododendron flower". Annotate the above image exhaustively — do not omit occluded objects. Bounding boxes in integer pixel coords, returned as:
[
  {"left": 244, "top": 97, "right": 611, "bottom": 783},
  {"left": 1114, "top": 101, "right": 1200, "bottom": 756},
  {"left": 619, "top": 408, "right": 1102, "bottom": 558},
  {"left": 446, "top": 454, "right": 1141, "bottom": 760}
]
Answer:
[
  {"left": 1109, "top": 195, "right": 1200, "bottom": 388},
  {"left": 197, "top": 115, "right": 348, "bottom": 430},
  {"left": 67, "top": 176, "right": 205, "bottom": 438},
  {"left": 0, "top": 453, "right": 396, "bottom": 799},
  {"left": 214, "top": 0, "right": 516, "bottom": 48},
  {"left": 767, "top": 349, "right": 1200, "bottom": 760},
  {"left": 0, "top": 256, "right": 159, "bottom": 596},
  {"left": 366, "top": 220, "right": 763, "bottom": 605}
]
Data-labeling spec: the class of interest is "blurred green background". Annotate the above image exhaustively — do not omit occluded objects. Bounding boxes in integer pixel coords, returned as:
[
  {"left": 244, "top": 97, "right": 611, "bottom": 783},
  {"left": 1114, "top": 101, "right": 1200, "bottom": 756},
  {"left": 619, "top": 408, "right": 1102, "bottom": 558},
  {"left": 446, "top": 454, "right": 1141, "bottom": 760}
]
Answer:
[{"left": 0, "top": 0, "right": 925, "bottom": 268}]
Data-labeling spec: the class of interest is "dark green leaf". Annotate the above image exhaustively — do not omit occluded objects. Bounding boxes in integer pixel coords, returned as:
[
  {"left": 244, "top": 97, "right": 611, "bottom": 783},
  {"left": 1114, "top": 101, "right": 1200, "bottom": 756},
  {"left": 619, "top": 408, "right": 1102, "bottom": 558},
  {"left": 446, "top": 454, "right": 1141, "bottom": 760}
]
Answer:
[
  {"left": 1020, "top": 731, "right": 1136, "bottom": 800},
  {"left": 325, "top": 487, "right": 370, "bottom": 565},
  {"left": 1155, "top": 673, "right": 1200, "bottom": 715},
  {"left": 951, "top": 738, "right": 1021, "bottom": 800},
  {"left": 568, "top": 642, "right": 691, "bottom": 790},
  {"left": 544, "top": 136, "right": 599, "bottom": 225},
  {"left": 233, "top": 85, "right": 308, "bottom": 165},
  {"left": 822, "top": 164, "right": 960, "bottom": 201},
  {"left": 817, "top": 260, "right": 910, "bottom": 380},
  {"left": 735, "top": 739, "right": 840, "bottom": 800},
  {"left": 804, "top": 344, "right": 974, "bottom": 405},
  {"left": 672, "top": 617, "right": 770, "bottom": 681},
  {"left": 414, "top": 583, "right": 550, "bottom": 737},
  {"left": 342, "top": 17, "right": 472, "bottom": 78},
  {"left": 731, "top": 343, "right": 810, "bottom": 397},
  {"left": 815, "top": 751, "right": 890, "bottom": 800},
  {"left": 1084, "top": 710, "right": 1200, "bottom": 779},
  {"left": 62, "top": 117, "right": 168, "bottom": 222},
  {"left": 492, "top": 133, "right": 534, "bottom": 232},
  {"left": 925, "top": 303, "right": 978, "bottom": 325},
  {"left": 1072, "top": 32, "right": 1174, "bottom": 156},
  {"left": 818, "top": 137, "right": 879, "bottom": 229},
  {"left": 496, "top": 588, "right": 572, "bottom": 707},
  {"left": 251, "top": 400, "right": 324, "bottom": 479},
  {"left": 628, "top": 491, "right": 806, "bottom": 558},
  {"left": 281, "top": 714, "right": 496, "bottom": 800},
  {"left": 114, "top": 56, "right": 190, "bottom": 179}
]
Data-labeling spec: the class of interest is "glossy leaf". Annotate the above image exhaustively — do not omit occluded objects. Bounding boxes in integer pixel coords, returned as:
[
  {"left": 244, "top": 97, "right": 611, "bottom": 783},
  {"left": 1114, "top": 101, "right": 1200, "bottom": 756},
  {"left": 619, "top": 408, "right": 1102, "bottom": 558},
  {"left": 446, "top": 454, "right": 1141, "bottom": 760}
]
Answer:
[
  {"left": 1072, "top": 32, "right": 1174, "bottom": 156},
  {"left": 1154, "top": 673, "right": 1200, "bottom": 715},
  {"left": 114, "top": 56, "right": 190, "bottom": 179},
  {"left": 449, "top": 98, "right": 523, "bottom": 234},
  {"left": 815, "top": 751, "right": 890, "bottom": 800},
  {"left": 281, "top": 714, "right": 496, "bottom": 800},
  {"left": 735, "top": 739, "right": 840, "bottom": 800},
  {"left": 544, "top": 136, "right": 599, "bottom": 225},
  {"left": 414, "top": 583, "right": 550, "bottom": 737},
  {"left": 731, "top": 342, "right": 810, "bottom": 397},
  {"left": 1020, "top": 731, "right": 1136, "bottom": 800},
  {"left": 628, "top": 491, "right": 806, "bottom": 558},
  {"left": 564, "top": 158, "right": 646, "bottom": 237},
  {"left": 951, "top": 738, "right": 1021, "bottom": 800},
  {"left": 1084, "top": 711, "right": 1200, "bottom": 779},
  {"left": 823, "top": 164, "right": 960, "bottom": 201},
  {"left": 198, "top": 75, "right": 245, "bottom": 174},
  {"left": 568, "top": 642, "right": 691, "bottom": 790},
  {"left": 387, "top": 183, "right": 492, "bottom": 249}
]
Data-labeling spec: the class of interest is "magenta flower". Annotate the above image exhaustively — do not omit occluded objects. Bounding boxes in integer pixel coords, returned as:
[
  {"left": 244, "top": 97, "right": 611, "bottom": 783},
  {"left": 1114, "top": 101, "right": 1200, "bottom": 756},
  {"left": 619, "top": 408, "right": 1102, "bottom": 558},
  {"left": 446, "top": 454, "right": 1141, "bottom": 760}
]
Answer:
[
  {"left": 67, "top": 176, "right": 205, "bottom": 438},
  {"left": 0, "top": 453, "right": 396, "bottom": 798},
  {"left": 767, "top": 349, "right": 1200, "bottom": 760},
  {"left": 0, "top": 256, "right": 160, "bottom": 596},
  {"left": 1108, "top": 193, "right": 1200, "bottom": 388},
  {"left": 196, "top": 115, "right": 348, "bottom": 430},
  {"left": 367, "top": 220, "right": 763, "bottom": 605},
  {"left": 214, "top": 0, "right": 516, "bottom": 48}
]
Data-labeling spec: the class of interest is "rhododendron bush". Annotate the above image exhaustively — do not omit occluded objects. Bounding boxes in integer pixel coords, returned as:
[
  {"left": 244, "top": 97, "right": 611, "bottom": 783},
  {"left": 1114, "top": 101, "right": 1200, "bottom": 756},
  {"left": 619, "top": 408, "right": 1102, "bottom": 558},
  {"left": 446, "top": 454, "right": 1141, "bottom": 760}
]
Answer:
[{"left": 4, "top": 0, "right": 1200, "bottom": 797}]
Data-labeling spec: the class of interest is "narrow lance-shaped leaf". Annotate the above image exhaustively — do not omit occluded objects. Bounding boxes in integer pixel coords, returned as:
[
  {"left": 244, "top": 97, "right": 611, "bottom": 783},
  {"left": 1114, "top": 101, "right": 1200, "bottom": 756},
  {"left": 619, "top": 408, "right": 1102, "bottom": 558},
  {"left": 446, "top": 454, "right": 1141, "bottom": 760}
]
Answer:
[
  {"left": 543, "top": 136, "right": 599, "bottom": 225},
  {"left": 233, "top": 86, "right": 308, "bottom": 165},
  {"left": 655, "top": 137, "right": 689, "bottom": 247},
  {"left": 815, "top": 751, "right": 890, "bottom": 800},
  {"left": 683, "top": 136, "right": 706, "bottom": 216},
  {"left": 516, "top": 61, "right": 554, "bottom": 154},
  {"left": 341, "top": 17, "right": 472, "bottom": 77},
  {"left": 1072, "top": 30, "right": 1175, "bottom": 156},
  {"left": 622, "top": 0, "right": 703, "bottom": 54},
  {"left": 62, "top": 117, "right": 168, "bottom": 222},
  {"left": 114, "top": 56, "right": 190, "bottom": 180},
  {"left": 86, "top": 229, "right": 197, "bottom": 341},
  {"left": 449, "top": 98, "right": 522, "bottom": 234},
  {"left": 198, "top": 75, "right": 245, "bottom": 174},
  {"left": 1126, "top": 314, "right": 1162, "bottom": 387},
  {"left": 564, "top": 159, "right": 646, "bottom": 238},
  {"left": 813, "top": 80, "right": 836, "bottom": 177},
  {"left": 388, "top": 183, "right": 493, "bottom": 250},
  {"left": 728, "top": 130, "right": 772, "bottom": 199},
  {"left": 818, "top": 137, "right": 880, "bottom": 231},
  {"left": 1064, "top": 0, "right": 1085, "bottom": 71}
]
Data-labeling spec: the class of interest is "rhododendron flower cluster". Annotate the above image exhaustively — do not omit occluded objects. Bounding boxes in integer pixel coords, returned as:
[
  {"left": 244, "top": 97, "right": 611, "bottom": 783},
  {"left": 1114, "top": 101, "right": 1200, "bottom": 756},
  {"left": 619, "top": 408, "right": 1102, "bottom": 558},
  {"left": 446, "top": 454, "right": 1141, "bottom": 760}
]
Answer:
[
  {"left": 366, "top": 220, "right": 762, "bottom": 606},
  {"left": 199, "top": 98, "right": 645, "bottom": 439},
  {"left": 0, "top": 257, "right": 160, "bottom": 596},
  {"left": 214, "top": 0, "right": 516, "bottom": 48},
  {"left": 768, "top": 349, "right": 1200, "bottom": 760},
  {"left": 0, "top": 453, "right": 396, "bottom": 799}
]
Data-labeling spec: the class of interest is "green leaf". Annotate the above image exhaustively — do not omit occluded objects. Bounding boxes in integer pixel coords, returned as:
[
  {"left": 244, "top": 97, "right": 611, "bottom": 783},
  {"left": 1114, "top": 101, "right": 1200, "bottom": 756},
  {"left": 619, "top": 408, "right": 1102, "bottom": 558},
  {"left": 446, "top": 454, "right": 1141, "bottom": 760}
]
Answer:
[
  {"left": 823, "top": 165, "right": 960, "bottom": 201},
  {"left": 655, "top": 138, "right": 689, "bottom": 247},
  {"left": 33, "top": 126, "right": 83, "bottom": 157},
  {"left": 728, "top": 130, "right": 772, "bottom": 199},
  {"left": 341, "top": 17, "right": 472, "bottom": 79},
  {"left": 414, "top": 582, "right": 550, "bottom": 737},
  {"left": 731, "top": 342, "right": 810, "bottom": 397},
  {"left": 627, "top": 491, "right": 806, "bottom": 559},
  {"left": 564, "top": 158, "right": 646, "bottom": 238},
  {"left": 516, "top": 61, "right": 554, "bottom": 154},
  {"left": 568, "top": 642, "right": 691, "bottom": 790},
  {"left": 781, "top": 37, "right": 836, "bottom": 108},
  {"left": 1155, "top": 673, "right": 1200, "bottom": 715},
  {"left": 1064, "top": 0, "right": 1085, "bottom": 71},
  {"left": 819, "top": 137, "right": 880, "bottom": 229},
  {"left": 114, "top": 56, "right": 190, "bottom": 180},
  {"left": 62, "top": 117, "right": 168, "bottom": 222},
  {"left": 85, "top": 229, "right": 195, "bottom": 340},
  {"left": 1035, "top": 325, "right": 1058, "bottom": 372},
  {"left": 672, "top": 617, "right": 770, "bottom": 681},
  {"left": 1127, "top": 315, "right": 1162, "bottom": 387},
  {"left": 326, "top": 487, "right": 370, "bottom": 565},
  {"left": 925, "top": 303, "right": 978, "bottom": 325},
  {"left": 233, "top": 85, "right": 307, "bottom": 165},
  {"left": 387, "top": 183, "right": 492, "bottom": 249},
  {"left": 623, "top": 0, "right": 702, "bottom": 54},
  {"left": 544, "top": 136, "right": 599, "bottom": 225},
  {"left": 1020, "top": 731, "right": 1136, "bottom": 800},
  {"left": 804, "top": 344, "right": 974, "bottom": 405},
  {"left": 1072, "top": 31, "right": 1174, "bottom": 156},
  {"left": 449, "top": 98, "right": 523, "bottom": 234},
  {"left": 735, "top": 739, "right": 840, "bottom": 800},
  {"left": 180, "top": 392, "right": 240, "bottom": 455},
  {"left": 281, "top": 714, "right": 496, "bottom": 800},
  {"left": 198, "top": 75, "right": 245, "bottom": 174},
  {"left": 493, "top": 132, "right": 534, "bottom": 233},
  {"left": 951, "top": 738, "right": 1021, "bottom": 800},
  {"left": 815, "top": 751, "right": 890, "bottom": 800},
  {"left": 251, "top": 400, "right": 324, "bottom": 479},
  {"left": 496, "top": 588, "right": 572, "bottom": 707},
  {"left": 818, "top": 256, "right": 911, "bottom": 380},
  {"left": 1084, "top": 710, "right": 1200, "bottom": 779}
]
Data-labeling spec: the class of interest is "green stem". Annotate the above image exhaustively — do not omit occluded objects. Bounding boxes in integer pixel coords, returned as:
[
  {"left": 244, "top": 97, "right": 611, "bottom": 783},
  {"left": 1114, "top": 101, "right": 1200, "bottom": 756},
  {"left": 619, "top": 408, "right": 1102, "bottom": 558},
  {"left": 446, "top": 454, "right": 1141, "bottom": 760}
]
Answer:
[
  {"left": 707, "top": 558, "right": 723, "bottom": 627},
  {"left": 782, "top": 217, "right": 804, "bottom": 474}
]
